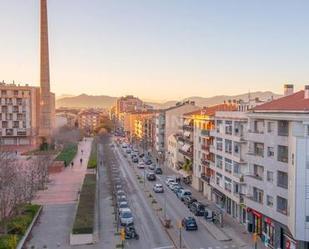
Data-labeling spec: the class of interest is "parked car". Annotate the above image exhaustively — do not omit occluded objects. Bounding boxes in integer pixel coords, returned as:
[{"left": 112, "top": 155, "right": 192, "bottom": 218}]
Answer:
[
  {"left": 165, "top": 177, "right": 176, "bottom": 186},
  {"left": 119, "top": 208, "right": 134, "bottom": 226},
  {"left": 116, "top": 190, "right": 125, "bottom": 196},
  {"left": 118, "top": 201, "right": 129, "bottom": 213},
  {"left": 126, "top": 149, "right": 131, "bottom": 154},
  {"left": 137, "top": 161, "right": 145, "bottom": 169},
  {"left": 122, "top": 143, "right": 127, "bottom": 149},
  {"left": 155, "top": 167, "right": 163, "bottom": 174},
  {"left": 132, "top": 157, "right": 139, "bottom": 163},
  {"left": 146, "top": 172, "right": 156, "bottom": 181},
  {"left": 173, "top": 185, "right": 183, "bottom": 194},
  {"left": 139, "top": 153, "right": 144, "bottom": 158},
  {"left": 183, "top": 196, "right": 197, "bottom": 207},
  {"left": 169, "top": 182, "right": 180, "bottom": 191},
  {"left": 117, "top": 195, "right": 127, "bottom": 205},
  {"left": 182, "top": 217, "right": 198, "bottom": 231},
  {"left": 148, "top": 164, "right": 155, "bottom": 170},
  {"left": 153, "top": 183, "right": 164, "bottom": 193},
  {"left": 177, "top": 189, "right": 192, "bottom": 201},
  {"left": 189, "top": 202, "right": 206, "bottom": 216}
]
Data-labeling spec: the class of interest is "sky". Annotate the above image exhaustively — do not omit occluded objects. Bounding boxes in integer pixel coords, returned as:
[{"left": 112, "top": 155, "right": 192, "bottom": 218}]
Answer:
[{"left": 1, "top": 0, "right": 309, "bottom": 102}]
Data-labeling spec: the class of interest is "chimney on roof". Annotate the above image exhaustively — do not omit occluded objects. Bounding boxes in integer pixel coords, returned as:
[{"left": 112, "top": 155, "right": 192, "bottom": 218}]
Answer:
[
  {"left": 284, "top": 84, "right": 294, "bottom": 96},
  {"left": 305, "top": 85, "right": 309, "bottom": 99}
]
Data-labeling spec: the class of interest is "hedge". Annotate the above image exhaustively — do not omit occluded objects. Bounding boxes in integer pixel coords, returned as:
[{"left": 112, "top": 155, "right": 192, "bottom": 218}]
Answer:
[
  {"left": 72, "top": 174, "right": 96, "bottom": 234},
  {"left": 56, "top": 143, "right": 77, "bottom": 165},
  {"left": 0, "top": 204, "right": 40, "bottom": 249},
  {"left": 87, "top": 141, "right": 97, "bottom": 169}
]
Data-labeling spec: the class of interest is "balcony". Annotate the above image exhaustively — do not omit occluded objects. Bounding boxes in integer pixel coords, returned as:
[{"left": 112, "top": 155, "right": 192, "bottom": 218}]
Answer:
[
  {"left": 201, "top": 158, "right": 209, "bottom": 167},
  {"left": 200, "top": 172, "right": 210, "bottom": 183},
  {"left": 179, "top": 149, "right": 193, "bottom": 158},
  {"left": 201, "top": 144, "right": 209, "bottom": 151},
  {"left": 177, "top": 136, "right": 193, "bottom": 146},
  {"left": 201, "top": 129, "right": 210, "bottom": 137}
]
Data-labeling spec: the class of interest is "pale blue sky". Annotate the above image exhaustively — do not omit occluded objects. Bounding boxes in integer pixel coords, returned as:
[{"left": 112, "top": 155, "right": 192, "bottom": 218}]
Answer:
[{"left": 1, "top": 0, "right": 309, "bottom": 101}]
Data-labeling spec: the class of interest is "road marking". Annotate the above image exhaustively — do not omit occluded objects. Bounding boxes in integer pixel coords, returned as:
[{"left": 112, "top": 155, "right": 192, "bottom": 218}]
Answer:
[{"left": 152, "top": 246, "right": 174, "bottom": 249}]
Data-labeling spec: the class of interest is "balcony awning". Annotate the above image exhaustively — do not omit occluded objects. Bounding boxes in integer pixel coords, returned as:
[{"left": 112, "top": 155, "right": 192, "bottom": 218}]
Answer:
[
  {"left": 182, "top": 143, "right": 191, "bottom": 152},
  {"left": 183, "top": 131, "right": 190, "bottom": 137}
]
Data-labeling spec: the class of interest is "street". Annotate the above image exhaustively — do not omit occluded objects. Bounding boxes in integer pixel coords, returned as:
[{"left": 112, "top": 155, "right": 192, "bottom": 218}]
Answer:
[{"left": 107, "top": 135, "right": 240, "bottom": 249}]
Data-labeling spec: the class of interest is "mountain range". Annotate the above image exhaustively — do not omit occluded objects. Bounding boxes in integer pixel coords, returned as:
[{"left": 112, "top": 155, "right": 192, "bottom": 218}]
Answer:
[{"left": 56, "top": 91, "right": 281, "bottom": 109}]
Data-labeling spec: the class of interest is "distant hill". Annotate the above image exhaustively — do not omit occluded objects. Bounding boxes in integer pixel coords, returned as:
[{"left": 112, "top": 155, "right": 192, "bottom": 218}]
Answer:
[
  {"left": 56, "top": 91, "right": 280, "bottom": 109},
  {"left": 56, "top": 94, "right": 117, "bottom": 108}
]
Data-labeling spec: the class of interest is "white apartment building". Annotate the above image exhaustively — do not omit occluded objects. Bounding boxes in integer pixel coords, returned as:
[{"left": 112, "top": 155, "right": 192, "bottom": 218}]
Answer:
[
  {"left": 244, "top": 85, "right": 309, "bottom": 249},
  {"left": 0, "top": 83, "right": 40, "bottom": 146},
  {"left": 209, "top": 111, "right": 248, "bottom": 225}
]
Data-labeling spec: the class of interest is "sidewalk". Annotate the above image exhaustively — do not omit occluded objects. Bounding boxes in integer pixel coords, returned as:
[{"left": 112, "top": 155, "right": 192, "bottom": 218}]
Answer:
[
  {"left": 27, "top": 138, "right": 93, "bottom": 249},
  {"left": 163, "top": 164, "right": 268, "bottom": 249}
]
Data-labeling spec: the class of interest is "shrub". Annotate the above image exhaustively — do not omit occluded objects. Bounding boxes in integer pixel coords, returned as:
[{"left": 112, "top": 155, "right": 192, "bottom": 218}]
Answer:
[
  {"left": 72, "top": 174, "right": 96, "bottom": 234},
  {"left": 56, "top": 143, "right": 77, "bottom": 165},
  {"left": 87, "top": 141, "right": 97, "bottom": 169},
  {"left": 0, "top": 235, "right": 18, "bottom": 249}
]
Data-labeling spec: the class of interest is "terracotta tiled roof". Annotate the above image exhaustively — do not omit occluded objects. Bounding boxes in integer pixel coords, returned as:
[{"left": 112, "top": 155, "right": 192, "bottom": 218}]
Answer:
[
  {"left": 253, "top": 90, "right": 309, "bottom": 112},
  {"left": 184, "top": 103, "right": 237, "bottom": 117}
]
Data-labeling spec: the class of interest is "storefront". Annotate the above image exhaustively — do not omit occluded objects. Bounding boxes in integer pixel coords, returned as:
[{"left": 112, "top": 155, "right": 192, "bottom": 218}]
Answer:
[
  {"left": 262, "top": 217, "right": 275, "bottom": 248},
  {"left": 247, "top": 208, "right": 262, "bottom": 235},
  {"left": 284, "top": 234, "right": 297, "bottom": 249},
  {"left": 212, "top": 188, "right": 225, "bottom": 209}
]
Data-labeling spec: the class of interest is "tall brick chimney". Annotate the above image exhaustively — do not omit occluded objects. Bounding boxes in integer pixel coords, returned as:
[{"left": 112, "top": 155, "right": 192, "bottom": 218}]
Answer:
[{"left": 39, "top": 0, "right": 52, "bottom": 138}]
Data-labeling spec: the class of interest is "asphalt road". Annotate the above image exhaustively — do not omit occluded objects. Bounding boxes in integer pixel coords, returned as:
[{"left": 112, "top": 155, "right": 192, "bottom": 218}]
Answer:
[
  {"left": 112, "top": 136, "right": 240, "bottom": 249},
  {"left": 100, "top": 135, "right": 173, "bottom": 249}
]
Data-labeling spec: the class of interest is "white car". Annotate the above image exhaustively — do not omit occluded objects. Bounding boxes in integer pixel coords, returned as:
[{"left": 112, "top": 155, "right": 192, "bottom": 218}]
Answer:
[
  {"left": 177, "top": 189, "right": 192, "bottom": 200},
  {"left": 119, "top": 208, "right": 134, "bottom": 226},
  {"left": 121, "top": 143, "right": 127, "bottom": 149},
  {"left": 153, "top": 183, "right": 164, "bottom": 193},
  {"left": 168, "top": 182, "right": 179, "bottom": 190},
  {"left": 137, "top": 161, "right": 145, "bottom": 169},
  {"left": 165, "top": 177, "right": 176, "bottom": 186},
  {"left": 118, "top": 201, "right": 129, "bottom": 213}
]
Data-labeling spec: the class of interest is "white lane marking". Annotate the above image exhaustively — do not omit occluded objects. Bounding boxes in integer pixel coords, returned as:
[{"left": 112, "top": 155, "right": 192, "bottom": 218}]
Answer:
[{"left": 152, "top": 246, "right": 174, "bottom": 249}]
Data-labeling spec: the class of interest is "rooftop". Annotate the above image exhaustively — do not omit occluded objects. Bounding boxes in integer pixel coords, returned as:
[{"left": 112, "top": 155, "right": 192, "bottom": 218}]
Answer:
[{"left": 252, "top": 90, "right": 309, "bottom": 112}]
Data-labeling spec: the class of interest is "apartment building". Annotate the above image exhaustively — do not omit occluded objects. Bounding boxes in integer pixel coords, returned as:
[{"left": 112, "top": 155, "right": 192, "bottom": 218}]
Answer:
[
  {"left": 78, "top": 109, "right": 102, "bottom": 132},
  {"left": 154, "top": 101, "right": 200, "bottom": 163},
  {"left": 209, "top": 111, "right": 248, "bottom": 225},
  {"left": 192, "top": 104, "right": 238, "bottom": 199},
  {"left": 0, "top": 82, "right": 55, "bottom": 146},
  {"left": 244, "top": 85, "right": 309, "bottom": 249}
]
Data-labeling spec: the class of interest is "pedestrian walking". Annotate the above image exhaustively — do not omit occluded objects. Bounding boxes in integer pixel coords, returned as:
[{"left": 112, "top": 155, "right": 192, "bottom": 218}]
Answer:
[
  {"left": 81, "top": 149, "right": 83, "bottom": 155},
  {"left": 71, "top": 161, "right": 74, "bottom": 168},
  {"left": 80, "top": 158, "right": 83, "bottom": 164}
]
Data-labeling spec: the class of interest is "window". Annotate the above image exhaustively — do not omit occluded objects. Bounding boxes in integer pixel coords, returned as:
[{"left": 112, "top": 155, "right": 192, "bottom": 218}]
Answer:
[
  {"left": 267, "top": 147, "right": 274, "bottom": 157},
  {"left": 267, "top": 195, "right": 273, "bottom": 207},
  {"left": 277, "top": 196, "right": 288, "bottom": 215},
  {"left": 253, "top": 187, "right": 264, "bottom": 204},
  {"left": 253, "top": 164, "right": 264, "bottom": 180},
  {"left": 306, "top": 126, "right": 309, "bottom": 136},
  {"left": 277, "top": 171, "right": 288, "bottom": 189},
  {"left": 225, "top": 139, "right": 232, "bottom": 154},
  {"left": 278, "top": 120, "right": 289, "bottom": 136},
  {"left": 267, "top": 122, "right": 275, "bottom": 133},
  {"left": 224, "top": 177, "right": 232, "bottom": 192},
  {"left": 225, "top": 121, "right": 232, "bottom": 135},
  {"left": 254, "top": 143, "right": 264, "bottom": 157},
  {"left": 253, "top": 120, "right": 264, "bottom": 133},
  {"left": 267, "top": 171, "right": 274, "bottom": 183},
  {"left": 225, "top": 158, "right": 232, "bottom": 173},
  {"left": 233, "top": 162, "right": 240, "bottom": 176},
  {"left": 234, "top": 182, "right": 239, "bottom": 194},
  {"left": 216, "top": 138, "right": 223, "bottom": 151},
  {"left": 278, "top": 145, "right": 288, "bottom": 163},
  {"left": 306, "top": 216, "right": 309, "bottom": 223},
  {"left": 234, "top": 143, "right": 240, "bottom": 154},
  {"left": 216, "top": 173, "right": 222, "bottom": 187},
  {"left": 216, "top": 155, "right": 223, "bottom": 169}
]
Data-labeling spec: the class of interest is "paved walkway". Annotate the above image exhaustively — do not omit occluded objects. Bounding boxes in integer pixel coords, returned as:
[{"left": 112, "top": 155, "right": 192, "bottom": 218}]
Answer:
[
  {"left": 162, "top": 163, "right": 268, "bottom": 249},
  {"left": 27, "top": 138, "right": 93, "bottom": 249}
]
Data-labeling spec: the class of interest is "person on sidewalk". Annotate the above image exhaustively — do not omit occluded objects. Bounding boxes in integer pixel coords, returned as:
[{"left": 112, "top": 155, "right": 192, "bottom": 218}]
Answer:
[
  {"left": 71, "top": 162, "right": 74, "bottom": 168},
  {"left": 80, "top": 158, "right": 83, "bottom": 164}
]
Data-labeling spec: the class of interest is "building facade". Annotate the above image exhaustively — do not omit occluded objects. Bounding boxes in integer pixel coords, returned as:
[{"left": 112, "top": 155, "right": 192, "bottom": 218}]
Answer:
[{"left": 77, "top": 109, "right": 102, "bottom": 133}]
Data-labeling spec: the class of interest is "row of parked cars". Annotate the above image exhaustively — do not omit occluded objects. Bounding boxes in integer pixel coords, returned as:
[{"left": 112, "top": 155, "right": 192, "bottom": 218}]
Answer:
[{"left": 114, "top": 182, "right": 139, "bottom": 240}]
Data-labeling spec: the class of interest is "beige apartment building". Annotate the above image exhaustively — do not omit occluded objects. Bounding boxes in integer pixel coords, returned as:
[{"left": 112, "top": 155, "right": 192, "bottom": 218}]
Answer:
[
  {"left": 0, "top": 82, "right": 55, "bottom": 146},
  {"left": 78, "top": 109, "right": 102, "bottom": 132}
]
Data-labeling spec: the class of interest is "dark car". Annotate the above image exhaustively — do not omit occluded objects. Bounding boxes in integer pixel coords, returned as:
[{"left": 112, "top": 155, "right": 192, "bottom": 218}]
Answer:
[
  {"left": 182, "top": 217, "right": 198, "bottom": 231},
  {"left": 144, "top": 159, "right": 152, "bottom": 165},
  {"left": 132, "top": 157, "right": 139, "bottom": 163},
  {"left": 146, "top": 172, "right": 156, "bottom": 181},
  {"left": 183, "top": 196, "right": 197, "bottom": 207},
  {"left": 189, "top": 202, "right": 206, "bottom": 216},
  {"left": 173, "top": 185, "right": 184, "bottom": 194},
  {"left": 155, "top": 167, "right": 163, "bottom": 174}
]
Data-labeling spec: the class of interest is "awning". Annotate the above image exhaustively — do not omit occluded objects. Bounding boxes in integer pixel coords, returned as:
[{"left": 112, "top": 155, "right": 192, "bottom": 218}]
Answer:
[
  {"left": 183, "top": 131, "right": 191, "bottom": 137},
  {"left": 182, "top": 144, "right": 191, "bottom": 152}
]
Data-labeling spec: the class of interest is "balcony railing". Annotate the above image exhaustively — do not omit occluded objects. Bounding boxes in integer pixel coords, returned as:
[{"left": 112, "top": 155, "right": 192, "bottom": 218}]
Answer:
[{"left": 200, "top": 172, "right": 210, "bottom": 183}]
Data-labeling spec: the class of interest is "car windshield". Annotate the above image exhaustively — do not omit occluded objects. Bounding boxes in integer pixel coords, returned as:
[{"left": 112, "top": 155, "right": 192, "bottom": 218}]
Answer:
[{"left": 122, "top": 212, "right": 132, "bottom": 218}]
